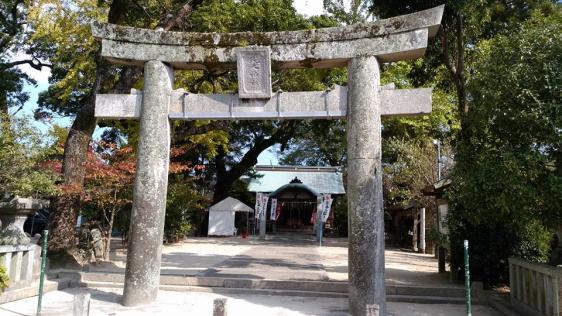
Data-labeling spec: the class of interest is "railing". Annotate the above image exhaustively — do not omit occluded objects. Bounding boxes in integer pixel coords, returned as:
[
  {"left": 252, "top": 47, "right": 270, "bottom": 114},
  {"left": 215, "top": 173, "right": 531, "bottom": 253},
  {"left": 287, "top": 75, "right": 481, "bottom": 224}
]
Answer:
[
  {"left": 0, "top": 244, "right": 35, "bottom": 288},
  {"left": 509, "top": 257, "right": 562, "bottom": 316}
]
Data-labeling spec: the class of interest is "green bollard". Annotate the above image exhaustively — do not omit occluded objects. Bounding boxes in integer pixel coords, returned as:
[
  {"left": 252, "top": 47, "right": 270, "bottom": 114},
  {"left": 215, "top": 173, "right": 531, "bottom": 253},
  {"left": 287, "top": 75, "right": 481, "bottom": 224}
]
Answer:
[
  {"left": 464, "top": 240, "right": 471, "bottom": 316},
  {"left": 36, "top": 230, "right": 48, "bottom": 316}
]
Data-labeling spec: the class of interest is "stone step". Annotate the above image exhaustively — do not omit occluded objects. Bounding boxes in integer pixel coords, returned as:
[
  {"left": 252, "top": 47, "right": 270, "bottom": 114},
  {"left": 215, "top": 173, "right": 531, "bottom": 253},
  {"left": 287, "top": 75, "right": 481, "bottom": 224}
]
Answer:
[
  {"left": 74, "top": 280, "right": 475, "bottom": 305},
  {"left": 386, "top": 295, "right": 467, "bottom": 305},
  {"left": 387, "top": 284, "right": 466, "bottom": 298},
  {"left": 61, "top": 271, "right": 467, "bottom": 299},
  {"left": 0, "top": 278, "right": 71, "bottom": 304}
]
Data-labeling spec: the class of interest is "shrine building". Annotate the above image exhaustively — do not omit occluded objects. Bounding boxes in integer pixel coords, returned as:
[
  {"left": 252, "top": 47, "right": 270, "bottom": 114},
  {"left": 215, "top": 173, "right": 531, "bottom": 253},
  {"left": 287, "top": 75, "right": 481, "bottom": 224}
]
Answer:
[{"left": 248, "top": 165, "right": 345, "bottom": 234}]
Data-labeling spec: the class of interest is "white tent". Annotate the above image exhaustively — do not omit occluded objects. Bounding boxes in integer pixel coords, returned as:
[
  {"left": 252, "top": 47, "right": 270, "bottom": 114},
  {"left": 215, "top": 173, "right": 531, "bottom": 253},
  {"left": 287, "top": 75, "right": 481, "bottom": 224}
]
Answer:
[{"left": 208, "top": 197, "right": 254, "bottom": 236}]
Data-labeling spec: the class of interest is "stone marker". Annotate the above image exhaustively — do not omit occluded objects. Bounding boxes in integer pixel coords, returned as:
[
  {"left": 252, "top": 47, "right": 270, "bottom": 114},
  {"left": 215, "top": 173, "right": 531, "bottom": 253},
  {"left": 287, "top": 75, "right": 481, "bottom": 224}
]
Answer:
[
  {"left": 213, "top": 298, "right": 228, "bottom": 316},
  {"left": 73, "top": 293, "right": 91, "bottom": 316},
  {"left": 91, "top": 6, "right": 444, "bottom": 315}
]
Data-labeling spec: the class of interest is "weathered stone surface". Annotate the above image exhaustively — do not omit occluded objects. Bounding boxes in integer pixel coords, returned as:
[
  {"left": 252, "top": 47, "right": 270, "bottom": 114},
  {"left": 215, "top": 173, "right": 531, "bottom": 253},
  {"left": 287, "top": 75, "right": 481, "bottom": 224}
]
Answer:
[
  {"left": 99, "top": 29, "right": 428, "bottom": 69},
  {"left": 73, "top": 292, "right": 91, "bottom": 316},
  {"left": 92, "top": 6, "right": 443, "bottom": 47},
  {"left": 213, "top": 298, "right": 228, "bottom": 316},
  {"left": 122, "top": 60, "right": 173, "bottom": 307},
  {"left": 236, "top": 47, "right": 272, "bottom": 99},
  {"left": 92, "top": 5, "right": 444, "bottom": 69},
  {"left": 0, "top": 244, "right": 35, "bottom": 289},
  {"left": 94, "top": 93, "right": 142, "bottom": 119},
  {"left": 347, "top": 56, "right": 386, "bottom": 316},
  {"left": 95, "top": 86, "right": 432, "bottom": 120},
  {"left": 0, "top": 228, "right": 30, "bottom": 245}
]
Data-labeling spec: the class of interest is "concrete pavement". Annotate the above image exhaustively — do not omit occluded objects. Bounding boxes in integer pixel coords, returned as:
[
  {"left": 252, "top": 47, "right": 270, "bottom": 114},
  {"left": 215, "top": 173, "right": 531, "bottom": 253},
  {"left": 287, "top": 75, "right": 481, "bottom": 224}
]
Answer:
[{"left": 0, "top": 287, "right": 501, "bottom": 316}]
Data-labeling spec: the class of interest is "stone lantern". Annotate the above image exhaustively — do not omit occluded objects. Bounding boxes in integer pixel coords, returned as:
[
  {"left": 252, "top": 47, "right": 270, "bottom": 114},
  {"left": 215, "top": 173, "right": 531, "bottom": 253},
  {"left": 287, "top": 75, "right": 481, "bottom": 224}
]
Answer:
[
  {"left": 0, "top": 197, "right": 48, "bottom": 295},
  {"left": 0, "top": 197, "right": 48, "bottom": 245}
]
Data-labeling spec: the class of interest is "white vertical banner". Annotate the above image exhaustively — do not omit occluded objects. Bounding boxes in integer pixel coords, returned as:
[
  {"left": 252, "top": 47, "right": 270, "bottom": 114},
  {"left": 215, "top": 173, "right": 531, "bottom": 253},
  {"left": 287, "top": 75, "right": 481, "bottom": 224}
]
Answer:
[
  {"left": 261, "top": 194, "right": 269, "bottom": 219},
  {"left": 255, "top": 192, "right": 262, "bottom": 219},
  {"left": 315, "top": 196, "right": 323, "bottom": 225},
  {"left": 321, "top": 194, "right": 333, "bottom": 222},
  {"left": 270, "top": 198, "right": 278, "bottom": 220}
]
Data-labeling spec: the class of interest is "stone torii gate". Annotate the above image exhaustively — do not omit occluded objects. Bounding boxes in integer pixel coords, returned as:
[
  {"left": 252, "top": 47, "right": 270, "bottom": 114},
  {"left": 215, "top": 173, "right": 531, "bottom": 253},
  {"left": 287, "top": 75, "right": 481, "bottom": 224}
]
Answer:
[{"left": 92, "top": 6, "right": 443, "bottom": 315}]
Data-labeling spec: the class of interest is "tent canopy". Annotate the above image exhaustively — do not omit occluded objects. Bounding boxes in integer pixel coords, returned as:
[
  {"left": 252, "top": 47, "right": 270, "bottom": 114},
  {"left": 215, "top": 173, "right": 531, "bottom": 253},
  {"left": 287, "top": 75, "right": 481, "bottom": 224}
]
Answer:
[{"left": 209, "top": 197, "right": 253, "bottom": 213}]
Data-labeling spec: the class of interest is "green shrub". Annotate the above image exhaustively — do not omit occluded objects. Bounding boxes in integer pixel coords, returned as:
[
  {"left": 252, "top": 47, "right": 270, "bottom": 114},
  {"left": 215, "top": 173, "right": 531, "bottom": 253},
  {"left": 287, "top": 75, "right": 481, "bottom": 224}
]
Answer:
[
  {"left": 448, "top": 217, "right": 551, "bottom": 284},
  {"left": 0, "top": 265, "right": 9, "bottom": 291}
]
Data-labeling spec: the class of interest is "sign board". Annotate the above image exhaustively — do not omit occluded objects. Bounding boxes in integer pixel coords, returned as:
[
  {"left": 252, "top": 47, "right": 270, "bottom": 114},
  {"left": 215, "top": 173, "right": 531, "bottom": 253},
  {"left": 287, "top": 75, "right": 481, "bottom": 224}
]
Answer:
[
  {"left": 261, "top": 194, "right": 269, "bottom": 219},
  {"left": 321, "top": 195, "right": 333, "bottom": 222},
  {"left": 254, "top": 192, "right": 263, "bottom": 219},
  {"left": 438, "top": 202, "right": 448, "bottom": 235}
]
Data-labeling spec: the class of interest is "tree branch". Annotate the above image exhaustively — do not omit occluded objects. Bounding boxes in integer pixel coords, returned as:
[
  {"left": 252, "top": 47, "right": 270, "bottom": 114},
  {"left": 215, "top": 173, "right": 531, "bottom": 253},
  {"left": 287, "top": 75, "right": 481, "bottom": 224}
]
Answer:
[
  {"left": 157, "top": 0, "right": 205, "bottom": 31},
  {"left": 1, "top": 59, "right": 52, "bottom": 70}
]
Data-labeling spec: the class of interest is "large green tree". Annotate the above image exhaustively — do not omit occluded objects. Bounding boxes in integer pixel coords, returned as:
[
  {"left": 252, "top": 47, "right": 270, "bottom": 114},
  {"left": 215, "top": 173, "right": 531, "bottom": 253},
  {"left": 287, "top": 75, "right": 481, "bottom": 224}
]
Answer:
[{"left": 448, "top": 6, "right": 561, "bottom": 283}]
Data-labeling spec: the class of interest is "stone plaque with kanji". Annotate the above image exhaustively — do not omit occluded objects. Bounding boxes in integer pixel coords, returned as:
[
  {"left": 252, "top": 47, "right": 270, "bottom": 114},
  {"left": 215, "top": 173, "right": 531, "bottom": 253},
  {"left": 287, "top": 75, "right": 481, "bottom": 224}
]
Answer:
[{"left": 236, "top": 46, "right": 272, "bottom": 99}]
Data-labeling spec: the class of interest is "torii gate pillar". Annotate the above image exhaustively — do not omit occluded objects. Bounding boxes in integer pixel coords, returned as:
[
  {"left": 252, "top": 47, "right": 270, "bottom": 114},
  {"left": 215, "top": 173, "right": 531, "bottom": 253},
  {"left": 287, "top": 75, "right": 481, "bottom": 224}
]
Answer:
[
  {"left": 122, "top": 60, "right": 173, "bottom": 306},
  {"left": 347, "top": 56, "right": 385, "bottom": 315}
]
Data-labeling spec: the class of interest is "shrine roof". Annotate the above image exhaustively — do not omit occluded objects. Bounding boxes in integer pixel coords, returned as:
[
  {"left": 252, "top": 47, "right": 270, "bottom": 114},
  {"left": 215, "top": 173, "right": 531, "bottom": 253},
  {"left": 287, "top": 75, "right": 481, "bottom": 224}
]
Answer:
[{"left": 248, "top": 165, "right": 345, "bottom": 195}]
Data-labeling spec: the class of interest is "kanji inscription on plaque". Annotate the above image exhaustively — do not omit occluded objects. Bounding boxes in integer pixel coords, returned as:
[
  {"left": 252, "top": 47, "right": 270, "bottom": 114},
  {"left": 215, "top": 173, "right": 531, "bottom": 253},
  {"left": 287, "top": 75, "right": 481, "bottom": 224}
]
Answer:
[{"left": 236, "top": 46, "right": 272, "bottom": 99}]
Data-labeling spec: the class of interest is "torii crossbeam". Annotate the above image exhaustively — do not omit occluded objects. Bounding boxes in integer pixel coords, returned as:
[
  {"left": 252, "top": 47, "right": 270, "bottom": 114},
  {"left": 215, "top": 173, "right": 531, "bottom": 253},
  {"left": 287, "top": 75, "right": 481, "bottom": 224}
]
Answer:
[{"left": 92, "top": 6, "right": 443, "bottom": 316}]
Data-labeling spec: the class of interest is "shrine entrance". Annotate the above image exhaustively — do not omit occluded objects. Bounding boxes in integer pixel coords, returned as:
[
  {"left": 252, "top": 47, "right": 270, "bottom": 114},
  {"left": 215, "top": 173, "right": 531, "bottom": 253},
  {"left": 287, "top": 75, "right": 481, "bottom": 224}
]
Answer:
[
  {"left": 269, "top": 183, "right": 318, "bottom": 233},
  {"left": 92, "top": 6, "right": 444, "bottom": 316}
]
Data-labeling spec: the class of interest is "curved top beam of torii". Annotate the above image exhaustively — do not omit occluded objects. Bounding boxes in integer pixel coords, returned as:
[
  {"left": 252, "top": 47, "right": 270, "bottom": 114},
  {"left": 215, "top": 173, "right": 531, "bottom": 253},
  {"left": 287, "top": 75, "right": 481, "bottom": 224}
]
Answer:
[{"left": 92, "top": 5, "right": 443, "bottom": 70}]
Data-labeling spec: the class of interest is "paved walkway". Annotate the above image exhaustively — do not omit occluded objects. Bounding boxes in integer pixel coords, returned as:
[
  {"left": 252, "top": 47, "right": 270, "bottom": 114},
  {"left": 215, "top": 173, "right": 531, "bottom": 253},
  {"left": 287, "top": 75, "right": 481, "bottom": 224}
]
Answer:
[
  {"left": 0, "top": 287, "right": 501, "bottom": 316},
  {"left": 91, "top": 234, "right": 454, "bottom": 287}
]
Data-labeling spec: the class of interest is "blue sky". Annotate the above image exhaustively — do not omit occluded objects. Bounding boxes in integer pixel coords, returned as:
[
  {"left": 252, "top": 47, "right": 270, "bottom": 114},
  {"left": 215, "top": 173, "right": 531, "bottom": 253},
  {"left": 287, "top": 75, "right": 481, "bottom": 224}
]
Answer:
[{"left": 13, "top": 0, "right": 328, "bottom": 163}]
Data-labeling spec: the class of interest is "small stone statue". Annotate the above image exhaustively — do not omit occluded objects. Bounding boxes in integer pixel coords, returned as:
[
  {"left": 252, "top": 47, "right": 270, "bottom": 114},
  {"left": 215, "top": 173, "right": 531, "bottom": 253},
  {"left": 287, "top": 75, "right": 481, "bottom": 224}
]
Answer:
[{"left": 90, "top": 228, "right": 104, "bottom": 259}]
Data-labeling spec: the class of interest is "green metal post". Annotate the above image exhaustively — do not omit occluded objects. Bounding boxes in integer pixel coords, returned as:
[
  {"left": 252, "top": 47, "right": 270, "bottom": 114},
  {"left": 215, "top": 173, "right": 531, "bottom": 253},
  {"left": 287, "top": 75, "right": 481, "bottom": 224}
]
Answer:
[
  {"left": 36, "top": 230, "right": 48, "bottom": 316},
  {"left": 464, "top": 239, "right": 471, "bottom": 316}
]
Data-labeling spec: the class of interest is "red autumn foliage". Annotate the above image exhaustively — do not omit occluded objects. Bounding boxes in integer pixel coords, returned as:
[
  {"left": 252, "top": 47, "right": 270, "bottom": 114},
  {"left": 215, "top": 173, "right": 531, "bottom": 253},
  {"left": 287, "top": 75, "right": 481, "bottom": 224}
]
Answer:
[{"left": 45, "top": 141, "right": 204, "bottom": 198}]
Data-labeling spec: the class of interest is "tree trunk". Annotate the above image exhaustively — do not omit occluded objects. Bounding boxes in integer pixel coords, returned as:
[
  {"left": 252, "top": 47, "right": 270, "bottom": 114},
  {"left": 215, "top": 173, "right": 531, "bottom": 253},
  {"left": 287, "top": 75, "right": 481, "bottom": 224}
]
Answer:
[
  {"left": 104, "top": 208, "right": 116, "bottom": 261},
  {"left": 48, "top": 62, "right": 109, "bottom": 253}
]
